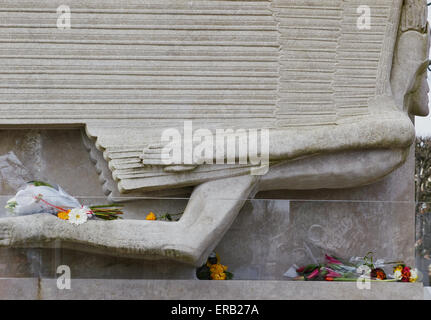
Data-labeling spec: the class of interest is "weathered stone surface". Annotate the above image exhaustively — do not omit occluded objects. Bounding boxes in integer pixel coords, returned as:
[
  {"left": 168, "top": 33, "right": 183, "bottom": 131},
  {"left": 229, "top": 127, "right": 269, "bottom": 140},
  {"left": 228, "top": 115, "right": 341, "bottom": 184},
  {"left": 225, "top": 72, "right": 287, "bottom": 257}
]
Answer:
[
  {"left": 0, "top": 278, "right": 39, "bottom": 300},
  {"left": 215, "top": 199, "right": 415, "bottom": 279},
  {"left": 40, "top": 248, "right": 196, "bottom": 279},
  {"left": 36, "top": 279, "right": 424, "bottom": 300},
  {"left": 230, "top": 146, "right": 416, "bottom": 277},
  {"left": 0, "top": 0, "right": 427, "bottom": 266},
  {"left": 0, "top": 278, "right": 423, "bottom": 300}
]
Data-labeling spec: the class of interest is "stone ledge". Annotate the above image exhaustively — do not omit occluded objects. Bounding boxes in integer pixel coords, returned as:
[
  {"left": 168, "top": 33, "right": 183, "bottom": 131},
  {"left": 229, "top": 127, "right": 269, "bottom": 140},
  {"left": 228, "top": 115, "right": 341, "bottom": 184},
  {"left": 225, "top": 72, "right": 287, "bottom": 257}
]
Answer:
[
  {"left": 0, "top": 278, "right": 40, "bottom": 300},
  {"left": 0, "top": 279, "right": 424, "bottom": 300}
]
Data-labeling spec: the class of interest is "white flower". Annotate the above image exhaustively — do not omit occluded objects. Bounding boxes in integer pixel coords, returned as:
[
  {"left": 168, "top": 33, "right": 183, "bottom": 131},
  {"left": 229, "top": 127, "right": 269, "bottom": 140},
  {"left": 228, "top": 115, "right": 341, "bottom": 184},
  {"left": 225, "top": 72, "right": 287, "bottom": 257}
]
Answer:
[
  {"left": 394, "top": 270, "right": 402, "bottom": 281},
  {"left": 410, "top": 269, "right": 418, "bottom": 282},
  {"left": 68, "top": 208, "right": 89, "bottom": 225}
]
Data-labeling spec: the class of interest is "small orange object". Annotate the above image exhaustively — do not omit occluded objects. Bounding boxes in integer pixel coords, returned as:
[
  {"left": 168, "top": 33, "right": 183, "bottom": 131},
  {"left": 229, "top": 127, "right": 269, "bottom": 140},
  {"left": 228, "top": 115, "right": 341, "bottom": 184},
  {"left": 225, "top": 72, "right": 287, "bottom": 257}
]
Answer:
[
  {"left": 57, "top": 210, "right": 71, "bottom": 220},
  {"left": 211, "top": 272, "right": 227, "bottom": 280},
  {"left": 146, "top": 212, "right": 156, "bottom": 220}
]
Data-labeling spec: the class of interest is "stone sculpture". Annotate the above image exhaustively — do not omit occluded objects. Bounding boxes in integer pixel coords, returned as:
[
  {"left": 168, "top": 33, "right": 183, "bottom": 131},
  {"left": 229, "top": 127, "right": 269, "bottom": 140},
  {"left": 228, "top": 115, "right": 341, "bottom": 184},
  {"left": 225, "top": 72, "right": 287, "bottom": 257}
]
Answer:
[{"left": 0, "top": 0, "right": 429, "bottom": 266}]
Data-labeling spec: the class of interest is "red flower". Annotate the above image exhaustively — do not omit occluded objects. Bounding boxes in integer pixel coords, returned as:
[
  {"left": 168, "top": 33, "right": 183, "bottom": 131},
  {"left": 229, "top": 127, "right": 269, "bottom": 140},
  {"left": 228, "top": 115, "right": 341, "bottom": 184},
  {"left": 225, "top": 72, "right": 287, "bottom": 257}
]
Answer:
[
  {"left": 401, "top": 267, "right": 411, "bottom": 282},
  {"left": 370, "top": 268, "right": 387, "bottom": 280},
  {"left": 296, "top": 266, "right": 305, "bottom": 273},
  {"left": 325, "top": 277, "right": 334, "bottom": 281}
]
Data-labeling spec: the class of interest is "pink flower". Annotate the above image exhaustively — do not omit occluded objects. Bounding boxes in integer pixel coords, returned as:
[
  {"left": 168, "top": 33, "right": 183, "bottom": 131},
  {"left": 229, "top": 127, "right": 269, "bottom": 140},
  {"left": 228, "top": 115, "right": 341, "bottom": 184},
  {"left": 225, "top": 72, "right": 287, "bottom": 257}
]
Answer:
[
  {"left": 306, "top": 268, "right": 320, "bottom": 280},
  {"left": 325, "top": 268, "right": 342, "bottom": 278},
  {"left": 325, "top": 254, "right": 342, "bottom": 265}
]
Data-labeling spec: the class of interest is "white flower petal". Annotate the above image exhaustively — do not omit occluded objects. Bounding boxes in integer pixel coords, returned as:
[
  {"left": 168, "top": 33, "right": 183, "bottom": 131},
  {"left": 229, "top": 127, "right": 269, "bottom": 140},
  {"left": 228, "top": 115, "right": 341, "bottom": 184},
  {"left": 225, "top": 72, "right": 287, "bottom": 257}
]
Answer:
[{"left": 68, "top": 208, "right": 88, "bottom": 225}]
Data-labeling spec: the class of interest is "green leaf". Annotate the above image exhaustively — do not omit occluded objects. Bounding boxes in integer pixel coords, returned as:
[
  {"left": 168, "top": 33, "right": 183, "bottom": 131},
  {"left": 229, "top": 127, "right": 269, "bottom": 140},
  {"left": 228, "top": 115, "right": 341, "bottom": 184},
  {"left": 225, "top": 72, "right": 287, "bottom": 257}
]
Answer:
[
  {"left": 28, "top": 181, "right": 56, "bottom": 189},
  {"left": 225, "top": 271, "right": 234, "bottom": 280},
  {"left": 89, "top": 204, "right": 124, "bottom": 209}
]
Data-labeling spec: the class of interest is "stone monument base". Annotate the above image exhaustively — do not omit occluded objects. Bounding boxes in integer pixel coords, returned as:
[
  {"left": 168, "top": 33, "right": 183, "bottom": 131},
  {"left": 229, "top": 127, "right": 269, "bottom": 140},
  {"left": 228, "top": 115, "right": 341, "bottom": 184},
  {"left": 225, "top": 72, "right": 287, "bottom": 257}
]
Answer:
[{"left": 0, "top": 279, "right": 424, "bottom": 300}]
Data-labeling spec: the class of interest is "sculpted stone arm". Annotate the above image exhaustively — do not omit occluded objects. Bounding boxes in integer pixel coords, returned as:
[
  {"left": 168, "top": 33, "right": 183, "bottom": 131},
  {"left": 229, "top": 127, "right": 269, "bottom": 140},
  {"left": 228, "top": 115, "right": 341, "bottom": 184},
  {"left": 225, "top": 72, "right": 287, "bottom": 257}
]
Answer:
[
  {"left": 259, "top": 148, "right": 409, "bottom": 191},
  {"left": 141, "top": 106, "right": 415, "bottom": 169},
  {"left": 0, "top": 175, "right": 258, "bottom": 266},
  {"left": 267, "top": 109, "right": 414, "bottom": 161}
]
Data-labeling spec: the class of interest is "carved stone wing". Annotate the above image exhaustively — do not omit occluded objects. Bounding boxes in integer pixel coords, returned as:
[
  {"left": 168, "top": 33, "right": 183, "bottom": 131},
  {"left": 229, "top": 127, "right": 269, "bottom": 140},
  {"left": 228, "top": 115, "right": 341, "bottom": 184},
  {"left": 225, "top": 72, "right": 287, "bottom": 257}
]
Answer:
[{"left": 0, "top": 0, "right": 412, "bottom": 193}]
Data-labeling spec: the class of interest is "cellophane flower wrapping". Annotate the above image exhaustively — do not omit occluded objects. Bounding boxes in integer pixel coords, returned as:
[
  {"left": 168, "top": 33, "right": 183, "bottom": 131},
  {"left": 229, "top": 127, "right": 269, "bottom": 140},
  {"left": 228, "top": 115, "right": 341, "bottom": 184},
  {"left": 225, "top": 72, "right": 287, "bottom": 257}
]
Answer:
[
  {"left": 5, "top": 181, "right": 124, "bottom": 221},
  {"left": 283, "top": 242, "right": 405, "bottom": 281},
  {"left": 6, "top": 183, "right": 81, "bottom": 215}
]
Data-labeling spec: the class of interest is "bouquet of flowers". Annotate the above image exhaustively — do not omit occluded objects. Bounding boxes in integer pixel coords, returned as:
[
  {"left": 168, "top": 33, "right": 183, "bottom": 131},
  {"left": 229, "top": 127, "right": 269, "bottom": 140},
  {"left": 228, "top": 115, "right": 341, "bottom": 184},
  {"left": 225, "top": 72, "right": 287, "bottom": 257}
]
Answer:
[
  {"left": 392, "top": 264, "right": 419, "bottom": 282},
  {"left": 196, "top": 252, "right": 234, "bottom": 280},
  {"left": 287, "top": 252, "right": 419, "bottom": 283},
  {"left": 289, "top": 254, "right": 361, "bottom": 281},
  {"left": 145, "top": 211, "right": 183, "bottom": 221},
  {"left": 5, "top": 181, "right": 123, "bottom": 225}
]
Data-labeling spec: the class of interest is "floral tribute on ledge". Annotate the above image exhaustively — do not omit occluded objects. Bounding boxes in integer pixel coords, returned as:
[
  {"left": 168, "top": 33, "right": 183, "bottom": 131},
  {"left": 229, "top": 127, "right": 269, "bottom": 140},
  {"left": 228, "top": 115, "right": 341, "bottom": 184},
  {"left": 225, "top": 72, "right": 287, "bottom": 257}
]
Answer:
[
  {"left": 286, "top": 252, "right": 419, "bottom": 283},
  {"left": 196, "top": 252, "right": 234, "bottom": 280},
  {"left": 5, "top": 181, "right": 124, "bottom": 225},
  {"left": 145, "top": 211, "right": 183, "bottom": 221}
]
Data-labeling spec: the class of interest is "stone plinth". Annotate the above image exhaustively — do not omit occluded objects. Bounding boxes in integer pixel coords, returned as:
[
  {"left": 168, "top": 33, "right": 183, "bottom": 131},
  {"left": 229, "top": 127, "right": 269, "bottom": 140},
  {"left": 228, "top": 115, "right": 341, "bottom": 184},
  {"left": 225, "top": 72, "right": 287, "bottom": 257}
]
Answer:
[{"left": 0, "top": 279, "right": 424, "bottom": 300}]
